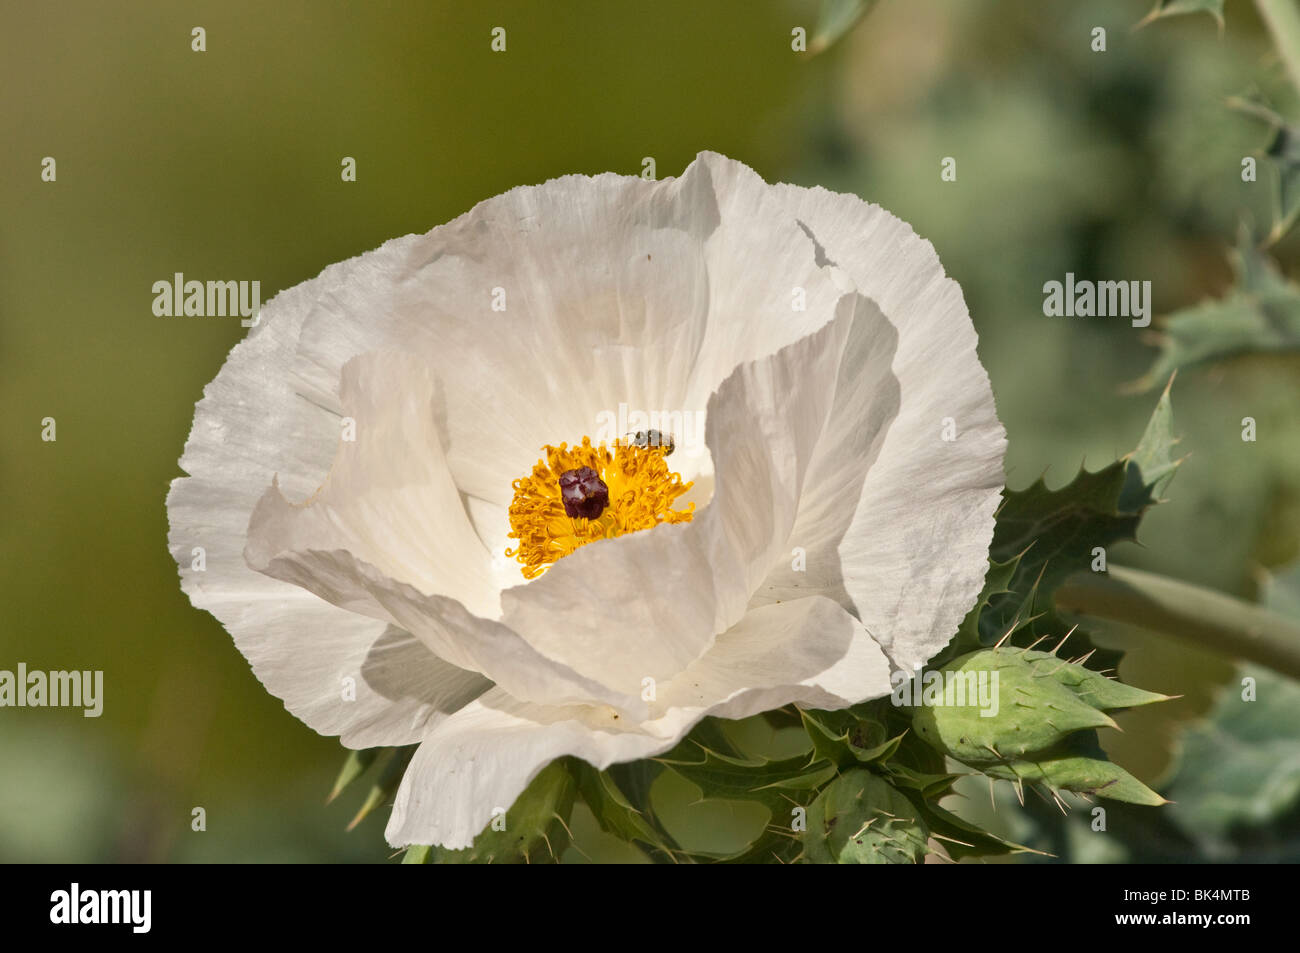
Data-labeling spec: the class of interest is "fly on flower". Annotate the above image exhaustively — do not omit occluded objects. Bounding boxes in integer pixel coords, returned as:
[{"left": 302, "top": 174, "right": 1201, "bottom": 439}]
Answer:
[
  {"left": 166, "top": 152, "right": 1006, "bottom": 850},
  {"left": 621, "top": 429, "right": 676, "bottom": 456}
]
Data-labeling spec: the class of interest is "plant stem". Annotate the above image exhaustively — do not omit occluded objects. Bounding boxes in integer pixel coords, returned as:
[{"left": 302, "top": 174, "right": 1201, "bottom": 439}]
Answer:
[
  {"left": 1054, "top": 564, "right": 1300, "bottom": 680},
  {"left": 1257, "top": 0, "right": 1300, "bottom": 98}
]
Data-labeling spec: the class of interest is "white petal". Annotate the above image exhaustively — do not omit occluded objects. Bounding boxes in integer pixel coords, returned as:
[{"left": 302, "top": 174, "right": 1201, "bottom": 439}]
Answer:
[
  {"left": 767, "top": 178, "right": 1007, "bottom": 672},
  {"left": 386, "top": 694, "right": 664, "bottom": 850},
  {"left": 497, "top": 294, "right": 892, "bottom": 692},
  {"left": 385, "top": 596, "right": 890, "bottom": 848},
  {"left": 166, "top": 276, "right": 489, "bottom": 748},
  {"left": 242, "top": 349, "right": 645, "bottom": 715},
  {"left": 245, "top": 350, "right": 501, "bottom": 618},
  {"left": 651, "top": 595, "right": 893, "bottom": 724},
  {"left": 288, "top": 152, "right": 849, "bottom": 510}
]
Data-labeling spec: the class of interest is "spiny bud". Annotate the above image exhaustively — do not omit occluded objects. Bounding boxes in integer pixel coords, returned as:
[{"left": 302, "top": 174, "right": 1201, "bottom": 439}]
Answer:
[
  {"left": 801, "top": 769, "right": 930, "bottom": 864},
  {"left": 909, "top": 647, "right": 1117, "bottom": 764}
]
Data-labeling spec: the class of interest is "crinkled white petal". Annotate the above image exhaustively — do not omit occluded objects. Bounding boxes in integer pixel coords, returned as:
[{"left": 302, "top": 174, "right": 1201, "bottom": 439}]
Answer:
[
  {"left": 239, "top": 349, "right": 638, "bottom": 714},
  {"left": 287, "top": 152, "right": 849, "bottom": 521},
  {"left": 247, "top": 350, "right": 501, "bottom": 618},
  {"left": 386, "top": 596, "right": 891, "bottom": 848},
  {"left": 491, "top": 292, "right": 895, "bottom": 694},
  {"left": 765, "top": 176, "right": 1007, "bottom": 673},
  {"left": 166, "top": 275, "right": 489, "bottom": 748},
  {"left": 242, "top": 285, "right": 892, "bottom": 708}
]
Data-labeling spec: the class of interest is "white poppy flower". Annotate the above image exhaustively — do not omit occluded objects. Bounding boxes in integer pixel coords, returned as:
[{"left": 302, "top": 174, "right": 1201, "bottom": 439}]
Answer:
[{"left": 166, "top": 152, "right": 1005, "bottom": 849}]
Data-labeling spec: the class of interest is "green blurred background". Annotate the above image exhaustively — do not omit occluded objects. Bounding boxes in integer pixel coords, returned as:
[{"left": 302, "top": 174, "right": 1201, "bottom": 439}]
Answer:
[{"left": 4, "top": 0, "right": 1299, "bottom": 862}]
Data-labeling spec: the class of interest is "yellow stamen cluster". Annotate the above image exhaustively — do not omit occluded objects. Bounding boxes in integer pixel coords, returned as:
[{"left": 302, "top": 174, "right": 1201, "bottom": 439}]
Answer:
[{"left": 505, "top": 436, "right": 695, "bottom": 579}]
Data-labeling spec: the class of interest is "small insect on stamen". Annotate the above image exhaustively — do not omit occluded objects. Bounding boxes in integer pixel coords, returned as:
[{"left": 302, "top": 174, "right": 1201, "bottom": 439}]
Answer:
[{"left": 624, "top": 429, "right": 675, "bottom": 456}]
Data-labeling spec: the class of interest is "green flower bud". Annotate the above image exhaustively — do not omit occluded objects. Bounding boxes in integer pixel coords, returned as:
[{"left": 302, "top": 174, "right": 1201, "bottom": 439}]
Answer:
[
  {"left": 909, "top": 648, "right": 1116, "bottom": 763},
  {"left": 801, "top": 769, "right": 930, "bottom": 864}
]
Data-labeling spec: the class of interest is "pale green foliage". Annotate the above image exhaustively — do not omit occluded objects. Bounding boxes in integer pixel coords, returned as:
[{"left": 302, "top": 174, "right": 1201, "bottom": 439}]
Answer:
[
  {"left": 1139, "top": 0, "right": 1226, "bottom": 29},
  {"left": 1137, "top": 230, "right": 1300, "bottom": 389}
]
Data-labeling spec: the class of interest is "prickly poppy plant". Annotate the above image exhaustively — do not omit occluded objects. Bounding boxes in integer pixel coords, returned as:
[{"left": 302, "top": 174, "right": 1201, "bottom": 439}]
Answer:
[{"left": 168, "top": 152, "right": 1178, "bottom": 863}]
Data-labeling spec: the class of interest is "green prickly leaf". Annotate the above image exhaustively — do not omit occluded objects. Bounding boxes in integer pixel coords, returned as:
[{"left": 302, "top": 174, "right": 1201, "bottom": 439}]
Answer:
[
  {"left": 916, "top": 801, "right": 1039, "bottom": 861},
  {"left": 760, "top": 705, "right": 805, "bottom": 732},
  {"left": 605, "top": 759, "right": 662, "bottom": 817},
  {"left": 1138, "top": 0, "right": 1225, "bottom": 28},
  {"left": 329, "top": 747, "right": 380, "bottom": 803},
  {"left": 800, "top": 708, "right": 903, "bottom": 768},
  {"left": 882, "top": 762, "right": 964, "bottom": 801},
  {"left": 1021, "top": 649, "right": 1173, "bottom": 711},
  {"left": 346, "top": 746, "right": 415, "bottom": 831},
  {"left": 984, "top": 754, "right": 1166, "bottom": 806},
  {"left": 801, "top": 769, "right": 930, "bottom": 864},
  {"left": 983, "top": 731, "right": 1168, "bottom": 806},
  {"left": 1135, "top": 228, "right": 1300, "bottom": 389},
  {"left": 1226, "top": 100, "right": 1300, "bottom": 245},
  {"left": 569, "top": 760, "right": 671, "bottom": 855},
  {"left": 940, "top": 553, "right": 1025, "bottom": 661},
  {"left": 426, "top": 759, "right": 578, "bottom": 864},
  {"left": 657, "top": 744, "right": 835, "bottom": 810},
  {"left": 682, "top": 716, "right": 746, "bottom": 760},
  {"left": 713, "top": 825, "right": 806, "bottom": 864},
  {"left": 909, "top": 648, "right": 1118, "bottom": 764},
  {"left": 990, "top": 464, "right": 1149, "bottom": 622},
  {"left": 981, "top": 386, "right": 1179, "bottom": 672},
  {"left": 809, "top": 0, "right": 880, "bottom": 55},
  {"left": 1122, "top": 374, "right": 1182, "bottom": 500}
]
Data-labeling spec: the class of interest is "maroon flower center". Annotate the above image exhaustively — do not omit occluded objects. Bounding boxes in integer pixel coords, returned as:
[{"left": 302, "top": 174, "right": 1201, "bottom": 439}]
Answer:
[{"left": 558, "top": 466, "right": 610, "bottom": 520}]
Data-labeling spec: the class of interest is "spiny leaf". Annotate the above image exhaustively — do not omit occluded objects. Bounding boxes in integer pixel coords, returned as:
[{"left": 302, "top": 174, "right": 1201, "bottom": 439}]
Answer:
[
  {"left": 328, "top": 747, "right": 379, "bottom": 804},
  {"left": 991, "top": 465, "right": 1149, "bottom": 603},
  {"left": 883, "top": 762, "right": 965, "bottom": 801},
  {"left": 1135, "top": 228, "right": 1300, "bottom": 389},
  {"left": 1021, "top": 649, "right": 1173, "bottom": 711},
  {"left": 809, "top": 0, "right": 880, "bottom": 56},
  {"left": 681, "top": 716, "right": 745, "bottom": 760},
  {"left": 570, "top": 760, "right": 672, "bottom": 856},
  {"left": 981, "top": 733, "right": 1168, "bottom": 807},
  {"left": 937, "top": 552, "right": 1025, "bottom": 662},
  {"left": 605, "top": 758, "right": 662, "bottom": 819},
  {"left": 346, "top": 746, "right": 414, "bottom": 831},
  {"left": 1123, "top": 374, "right": 1182, "bottom": 500},
  {"left": 713, "top": 828, "right": 806, "bottom": 864},
  {"left": 916, "top": 801, "right": 1039, "bottom": 861},
  {"left": 1138, "top": 0, "right": 1226, "bottom": 29},
  {"left": 1226, "top": 98, "right": 1300, "bottom": 245},
  {"left": 658, "top": 745, "right": 834, "bottom": 810},
  {"left": 983, "top": 386, "right": 1180, "bottom": 670},
  {"left": 800, "top": 708, "right": 903, "bottom": 768}
]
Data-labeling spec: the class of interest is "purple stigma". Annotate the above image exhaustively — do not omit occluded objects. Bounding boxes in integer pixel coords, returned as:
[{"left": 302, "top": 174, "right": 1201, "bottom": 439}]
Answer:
[{"left": 559, "top": 466, "right": 610, "bottom": 520}]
